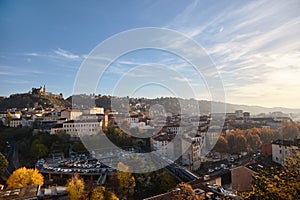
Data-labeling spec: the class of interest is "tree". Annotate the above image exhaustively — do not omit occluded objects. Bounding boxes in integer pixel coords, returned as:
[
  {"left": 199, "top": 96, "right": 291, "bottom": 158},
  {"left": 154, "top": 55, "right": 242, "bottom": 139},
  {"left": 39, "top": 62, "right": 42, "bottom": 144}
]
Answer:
[
  {"left": 0, "top": 152, "right": 8, "bottom": 175},
  {"left": 246, "top": 133, "right": 262, "bottom": 151},
  {"left": 296, "top": 122, "right": 300, "bottom": 136},
  {"left": 6, "top": 167, "right": 44, "bottom": 188},
  {"left": 159, "top": 172, "right": 178, "bottom": 192},
  {"left": 31, "top": 143, "right": 48, "bottom": 158},
  {"left": 117, "top": 162, "right": 136, "bottom": 197},
  {"left": 226, "top": 131, "right": 236, "bottom": 154},
  {"left": 259, "top": 128, "right": 281, "bottom": 145},
  {"left": 105, "top": 190, "right": 119, "bottom": 200},
  {"left": 120, "top": 120, "right": 130, "bottom": 133},
  {"left": 281, "top": 121, "right": 299, "bottom": 140},
  {"left": 90, "top": 186, "right": 119, "bottom": 200},
  {"left": 72, "top": 142, "right": 88, "bottom": 152},
  {"left": 90, "top": 186, "right": 105, "bottom": 200},
  {"left": 214, "top": 135, "right": 228, "bottom": 153},
  {"left": 236, "top": 134, "right": 248, "bottom": 153},
  {"left": 56, "top": 131, "right": 71, "bottom": 142},
  {"left": 66, "top": 173, "right": 85, "bottom": 200},
  {"left": 170, "top": 183, "right": 204, "bottom": 200},
  {"left": 243, "top": 149, "right": 300, "bottom": 199}
]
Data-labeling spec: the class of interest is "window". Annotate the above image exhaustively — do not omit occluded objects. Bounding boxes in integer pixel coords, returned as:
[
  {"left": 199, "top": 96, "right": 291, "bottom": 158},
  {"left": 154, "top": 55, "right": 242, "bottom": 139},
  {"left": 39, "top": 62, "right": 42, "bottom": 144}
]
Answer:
[{"left": 279, "top": 150, "right": 282, "bottom": 154}]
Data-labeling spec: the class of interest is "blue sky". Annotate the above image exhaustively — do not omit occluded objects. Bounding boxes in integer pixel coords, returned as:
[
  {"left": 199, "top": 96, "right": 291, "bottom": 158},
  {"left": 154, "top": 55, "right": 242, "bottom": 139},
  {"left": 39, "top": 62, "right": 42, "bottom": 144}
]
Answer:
[{"left": 0, "top": 0, "right": 299, "bottom": 108}]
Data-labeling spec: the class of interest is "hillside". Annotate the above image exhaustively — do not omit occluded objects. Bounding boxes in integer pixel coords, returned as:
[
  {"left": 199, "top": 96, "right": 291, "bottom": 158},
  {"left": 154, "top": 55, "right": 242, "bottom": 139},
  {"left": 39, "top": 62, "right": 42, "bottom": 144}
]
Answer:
[
  {"left": 67, "top": 95, "right": 300, "bottom": 116},
  {"left": 0, "top": 93, "right": 71, "bottom": 110},
  {"left": 1, "top": 92, "right": 299, "bottom": 117}
]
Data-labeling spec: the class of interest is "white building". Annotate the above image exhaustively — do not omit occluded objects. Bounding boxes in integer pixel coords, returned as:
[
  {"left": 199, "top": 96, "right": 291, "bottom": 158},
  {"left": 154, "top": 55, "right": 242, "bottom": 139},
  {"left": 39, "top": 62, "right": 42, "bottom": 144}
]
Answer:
[
  {"left": 130, "top": 121, "right": 154, "bottom": 130},
  {"left": 9, "top": 118, "right": 22, "bottom": 127},
  {"left": 125, "top": 117, "right": 139, "bottom": 123},
  {"left": 151, "top": 133, "right": 175, "bottom": 159},
  {"left": 0, "top": 111, "right": 7, "bottom": 119},
  {"left": 166, "top": 125, "right": 187, "bottom": 134},
  {"left": 50, "top": 120, "right": 102, "bottom": 138},
  {"left": 272, "top": 139, "right": 299, "bottom": 164}
]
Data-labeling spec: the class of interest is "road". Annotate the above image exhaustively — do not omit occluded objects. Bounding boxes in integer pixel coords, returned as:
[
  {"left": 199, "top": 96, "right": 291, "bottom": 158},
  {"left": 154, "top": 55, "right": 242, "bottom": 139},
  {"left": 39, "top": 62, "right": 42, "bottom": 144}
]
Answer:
[
  {"left": 3, "top": 140, "right": 19, "bottom": 179},
  {"left": 151, "top": 152, "right": 198, "bottom": 182}
]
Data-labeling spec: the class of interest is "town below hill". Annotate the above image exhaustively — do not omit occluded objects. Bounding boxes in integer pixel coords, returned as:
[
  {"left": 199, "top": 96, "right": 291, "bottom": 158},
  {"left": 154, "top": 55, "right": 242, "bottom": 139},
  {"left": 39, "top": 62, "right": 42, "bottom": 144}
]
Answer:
[
  {"left": 0, "top": 87, "right": 299, "bottom": 200},
  {"left": 1, "top": 89, "right": 300, "bottom": 120}
]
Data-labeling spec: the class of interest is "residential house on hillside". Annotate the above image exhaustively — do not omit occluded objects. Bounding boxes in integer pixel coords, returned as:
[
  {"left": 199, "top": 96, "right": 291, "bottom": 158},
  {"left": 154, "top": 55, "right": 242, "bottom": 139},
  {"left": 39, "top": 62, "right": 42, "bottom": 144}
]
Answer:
[{"left": 272, "top": 139, "right": 300, "bottom": 164}]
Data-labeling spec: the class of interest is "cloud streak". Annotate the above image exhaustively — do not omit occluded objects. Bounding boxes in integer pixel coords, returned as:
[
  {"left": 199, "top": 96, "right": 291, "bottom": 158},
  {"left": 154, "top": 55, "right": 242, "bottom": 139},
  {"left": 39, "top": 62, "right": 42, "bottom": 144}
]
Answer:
[
  {"left": 53, "top": 48, "right": 81, "bottom": 60},
  {"left": 165, "top": 0, "right": 300, "bottom": 108}
]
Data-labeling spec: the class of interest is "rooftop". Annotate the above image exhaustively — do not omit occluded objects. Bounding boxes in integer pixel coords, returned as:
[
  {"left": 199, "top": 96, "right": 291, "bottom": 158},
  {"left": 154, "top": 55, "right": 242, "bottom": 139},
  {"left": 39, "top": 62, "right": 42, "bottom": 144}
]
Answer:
[
  {"left": 0, "top": 185, "right": 39, "bottom": 200},
  {"left": 272, "top": 139, "right": 300, "bottom": 147}
]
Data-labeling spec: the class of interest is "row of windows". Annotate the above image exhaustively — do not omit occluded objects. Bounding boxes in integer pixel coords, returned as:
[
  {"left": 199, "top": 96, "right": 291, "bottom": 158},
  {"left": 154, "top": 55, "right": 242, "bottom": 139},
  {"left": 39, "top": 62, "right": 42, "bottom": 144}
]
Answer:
[
  {"left": 53, "top": 128, "right": 99, "bottom": 133},
  {"left": 279, "top": 149, "right": 289, "bottom": 154},
  {"left": 64, "top": 129, "right": 98, "bottom": 132},
  {"left": 64, "top": 123, "right": 99, "bottom": 128}
]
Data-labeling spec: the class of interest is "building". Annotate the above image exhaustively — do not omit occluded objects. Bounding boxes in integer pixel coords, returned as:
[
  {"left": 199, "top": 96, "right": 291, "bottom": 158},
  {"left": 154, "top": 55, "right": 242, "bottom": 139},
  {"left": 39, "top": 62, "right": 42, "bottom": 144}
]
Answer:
[
  {"left": 261, "top": 143, "right": 272, "bottom": 156},
  {"left": 21, "top": 116, "right": 34, "bottom": 127},
  {"left": 82, "top": 107, "right": 104, "bottom": 115},
  {"left": 272, "top": 139, "right": 300, "bottom": 164},
  {"left": 151, "top": 133, "right": 175, "bottom": 158},
  {"left": 125, "top": 116, "right": 139, "bottom": 123},
  {"left": 61, "top": 109, "right": 82, "bottom": 120},
  {"left": 50, "top": 120, "right": 102, "bottom": 139},
  {"left": 0, "top": 185, "right": 39, "bottom": 200},
  {"left": 31, "top": 85, "right": 46, "bottom": 95},
  {"left": 9, "top": 118, "right": 22, "bottom": 127},
  {"left": 166, "top": 125, "right": 187, "bottom": 134},
  {"left": 243, "top": 112, "right": 250, "bottom": 122},
  {"left": 230, "top": 165, "right": 257, "bottom": 192},
  {"left": 181, "top": 137, "right": 201, "bottom": 170},
  {"left": 235, "top": 110, "right": 243, "bottom": 118}
]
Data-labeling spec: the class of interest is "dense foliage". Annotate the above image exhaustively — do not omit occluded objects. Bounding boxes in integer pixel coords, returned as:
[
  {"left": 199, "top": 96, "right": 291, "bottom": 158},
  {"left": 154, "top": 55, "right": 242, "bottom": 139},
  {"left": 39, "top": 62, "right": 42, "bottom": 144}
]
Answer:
[
  {"left": 170, "top": 183, "right": 204, "bottom": 200},
  {"left": 0, "top": 93, "right": 70, "bottom": 110},
  {"left": 66, "top": 174, "right": 85, "bottom": 200},
  {"left": 6, "top": 167, "right": 44, "bottom": 188},
  {"left": 90, "top": 186, "right": 119, "bottom": 200},
  {"left": 0, "top": 152, "right": 8, "bottom": 175},
  {"left": 214, "top": 122, "right": 299, "bottom": 154},
  {"left": 243, "top": 149, "right": 300, "bottom": 199},
  {"left": 117, "top": 162, "right": 136, "bottom": 198}
]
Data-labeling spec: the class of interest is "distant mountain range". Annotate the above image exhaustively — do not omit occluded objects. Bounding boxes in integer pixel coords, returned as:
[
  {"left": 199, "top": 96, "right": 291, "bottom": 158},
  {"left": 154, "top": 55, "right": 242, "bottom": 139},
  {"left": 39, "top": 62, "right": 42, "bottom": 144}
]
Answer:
[{"left": 1, "top": 93, "right": 299, "bottom": 116}]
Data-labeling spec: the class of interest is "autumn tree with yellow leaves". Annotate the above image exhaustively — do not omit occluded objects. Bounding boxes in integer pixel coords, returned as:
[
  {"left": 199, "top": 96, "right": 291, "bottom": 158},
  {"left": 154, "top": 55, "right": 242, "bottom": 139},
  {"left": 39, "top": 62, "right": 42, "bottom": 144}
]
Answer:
[
  {"left": 170, "top": 182, "right": 204, "bottom": 200},
  {"left": 90, "top": 186, "right": 119, "bottom": 200},
  {"left": 243, "top": 149, "right": 300, "bottom": 199},
  {"left": 66, "top": 173, "right": 85, "bottom": 200},
  {"left": 6, "top": 167, "right": 44, "bottom": 188},
  {"left": 117, "top": 162, "right": 136, "bottom": 198}
]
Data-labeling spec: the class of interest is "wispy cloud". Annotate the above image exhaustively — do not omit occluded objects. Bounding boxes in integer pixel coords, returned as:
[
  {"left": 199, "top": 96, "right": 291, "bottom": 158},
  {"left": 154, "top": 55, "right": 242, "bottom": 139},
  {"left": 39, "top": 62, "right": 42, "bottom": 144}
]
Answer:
[
  {"left": 23, "top": 48, "right": 84, "bottom": 61},
  {"left": 164, "top": 0, "right": 300, "bottom": 107},
  {"left": 53, "top": 48, "right": 81, "bottom": 60}
]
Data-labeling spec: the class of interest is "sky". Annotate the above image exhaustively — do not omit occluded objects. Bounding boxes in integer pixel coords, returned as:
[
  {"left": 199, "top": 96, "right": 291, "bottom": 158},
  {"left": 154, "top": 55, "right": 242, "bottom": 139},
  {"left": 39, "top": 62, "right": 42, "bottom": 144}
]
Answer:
[{"left": 0, "top": 0, "right": 300, "bottom": 108}]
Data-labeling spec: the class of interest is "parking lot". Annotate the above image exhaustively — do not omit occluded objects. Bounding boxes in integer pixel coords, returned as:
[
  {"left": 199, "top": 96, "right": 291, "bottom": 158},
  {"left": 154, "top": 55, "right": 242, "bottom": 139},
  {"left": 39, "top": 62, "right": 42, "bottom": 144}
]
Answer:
[{"left": 36, "top": 153, "right": 116, "bottom": 175}]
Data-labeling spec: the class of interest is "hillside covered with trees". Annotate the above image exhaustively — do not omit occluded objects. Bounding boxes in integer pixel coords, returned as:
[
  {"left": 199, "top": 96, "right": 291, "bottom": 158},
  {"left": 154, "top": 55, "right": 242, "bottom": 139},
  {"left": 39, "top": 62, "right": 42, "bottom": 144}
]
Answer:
[{"left": 0, "top": 93, "right": 71, "bottom": 110}]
